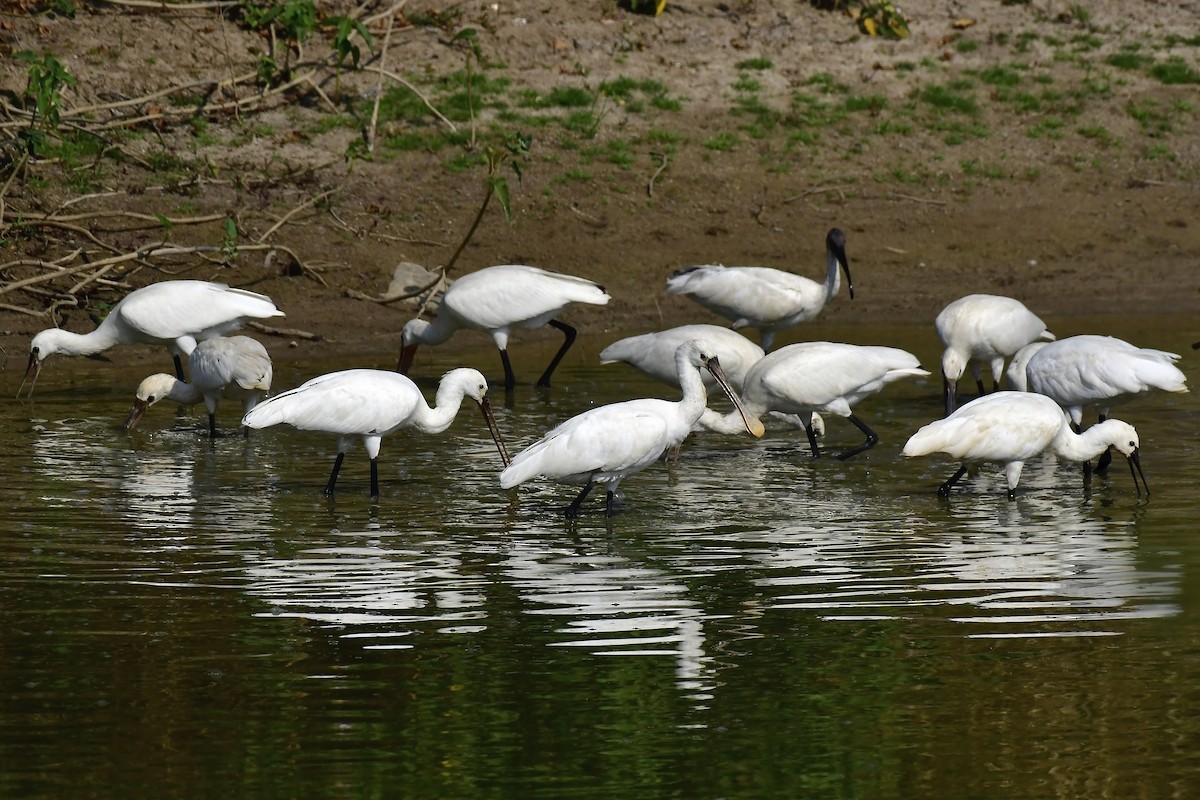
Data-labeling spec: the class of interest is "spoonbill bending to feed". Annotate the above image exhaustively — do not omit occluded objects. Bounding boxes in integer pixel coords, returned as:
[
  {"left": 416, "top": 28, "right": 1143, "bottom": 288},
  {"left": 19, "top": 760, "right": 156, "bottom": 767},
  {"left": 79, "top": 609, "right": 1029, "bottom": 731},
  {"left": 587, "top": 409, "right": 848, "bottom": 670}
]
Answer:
[
  {"left": 499, "top": 340, "right": 765, "bottom": 518},
  {"left": 1023, "top": 334, "right": 1187, "bottom": 472},
  {"left": 242, "top": 368, "right": 508, "bottom": 499},
  {"left": 665, "top": 228, "right": 853, "bottom": 352},
  {"left": 703, "top": 342, "right": 929, "bottom": 459},
  {"left": 935, "top": 293, "right": 1053, "bottom": 416},
  {"left": 21, "top": 280, "right": 283, "bottom": 397},
  {"left": 599, "top": 324, "right": 764, "bottom": 392},
  {"left": 398, "top": 264, "right": 610, "bottom": 392},
  {"left": 902, "top": 392, "right": 1147, "bottom": 499},
  {"left": 124, "top": 336, "right": 273, "bottom": 438}
]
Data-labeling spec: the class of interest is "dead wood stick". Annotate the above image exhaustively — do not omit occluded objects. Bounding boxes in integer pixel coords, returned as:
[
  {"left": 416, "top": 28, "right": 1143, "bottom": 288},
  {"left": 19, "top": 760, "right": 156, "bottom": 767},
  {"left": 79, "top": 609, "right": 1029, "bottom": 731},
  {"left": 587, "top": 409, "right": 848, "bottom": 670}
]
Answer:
[
  {"left": 362, "top": 65, "right": 456, "bottom": 132},
  {"left": 367, "top": 11, "right": 397, "bottom": 153},
  {"left": 647, "top": 152, "right": 668, "bottom": 197},
  {"left": 256, "top": 189, "right": 337, "bottom": 243},
  {"left": 247, "top": 321, "right": 322, "bottom": 341}
]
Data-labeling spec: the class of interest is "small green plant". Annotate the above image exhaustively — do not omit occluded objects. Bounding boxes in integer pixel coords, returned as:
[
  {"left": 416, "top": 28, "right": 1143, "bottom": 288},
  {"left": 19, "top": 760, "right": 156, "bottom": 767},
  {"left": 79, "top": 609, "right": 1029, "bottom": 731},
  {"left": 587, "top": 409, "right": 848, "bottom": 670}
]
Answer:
[
  {"left": 240, "top": 0, "right": 318, "bottom": 84},
  {"left": 14, "top": 51, "right": 76, "bottom": 158},
  {"left": 444, "top": 131, "right": 531, "bottom": 272}
]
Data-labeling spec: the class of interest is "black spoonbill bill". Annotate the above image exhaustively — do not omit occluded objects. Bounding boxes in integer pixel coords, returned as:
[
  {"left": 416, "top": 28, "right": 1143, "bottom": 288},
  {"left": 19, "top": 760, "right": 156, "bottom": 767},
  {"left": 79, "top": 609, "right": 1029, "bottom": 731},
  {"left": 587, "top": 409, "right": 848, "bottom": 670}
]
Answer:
[
  {"left": 499, "top": 340, "right": 764, "bottom": 518},
  {"left": 398, "top": 264, "right": 610, "bottom": 391},
  {"left": 21, "top": 280, "right": 283, "bottom": 397},
  {"left": 242, "top": 368, "right": 508, "bottom": 499},
  {"left": 664, "top": 227, "right": 853, "bottom": 352},
  {"left": 703, "top": 342, "right": 929, "bottom": 459},
  {"left": 902, "top": 391, "right": 1147, "bottom": 499},
  {"left": 124, "top": 335, "right": 273, "bottom": 438},
  {"left": 935, "top": 293, "right": 1053, "bottom": 415}
]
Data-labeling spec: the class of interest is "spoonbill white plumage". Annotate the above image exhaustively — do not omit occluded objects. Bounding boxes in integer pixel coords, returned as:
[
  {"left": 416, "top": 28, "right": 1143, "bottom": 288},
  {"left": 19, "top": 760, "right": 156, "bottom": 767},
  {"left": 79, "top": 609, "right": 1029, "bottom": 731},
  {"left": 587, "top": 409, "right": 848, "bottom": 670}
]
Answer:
[
  {"left": 664, "top": 227, "right": 853, "bottom": 352},
  {"left": 124, "top": 335, "right": 273, "bottom": 438},
  {"left": 242, "top": 368, "right": 508, "bottom": 498},
  {"left": 21, "top": 280, "right": 284, "bottom": 397},
  {"left": 902, "top": 391, "right": 1147, "bottom": 499},
  {"left": 598, "top": 324, "right": 764, "bottom": 392},
  {"left": 398, "top": 264, "right": 610, "bottom": 391},
  {"left": 703, "top": 342, "right": 929, "bottom": 459},
  {"left": 1002, "top": 340, "right": 1050, "bottom": 392},
  {"left": 935, "top": 293, "right": 1054, "bottom": 416},
  {"left": 1024, "top": 334, "right": 1187, "bottom": 472},
  {"left": 499, "top": 340, "right": 765, "bottom": 518}
]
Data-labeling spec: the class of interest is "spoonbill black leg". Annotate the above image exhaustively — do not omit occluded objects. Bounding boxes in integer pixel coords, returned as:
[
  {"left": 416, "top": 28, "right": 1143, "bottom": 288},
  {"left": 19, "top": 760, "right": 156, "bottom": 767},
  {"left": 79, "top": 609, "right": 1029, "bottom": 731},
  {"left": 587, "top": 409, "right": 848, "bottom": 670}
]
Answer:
[
  {"left": 938, "top": 465, "right": 970, "bottom": 498},
  {"left": 325, "top": 452, "right": 346, "bottom": 496},
  {"left": 499, "top": 350, "right": 516, "bottom": 393},
  {"left": 835, "top": 414, "right": 879, "bottom": 460},
  {"left": 804, "top": 421, "right": 821, "bottom": 458},
  {"left": 369, "top": 458, "right": 379, "bottom": 499},
  {"left": 564, "top": 482, "right": 596, "bottom": 518},
  {"left": 537, "top": 319, "right": 577, "bottom": 389}
]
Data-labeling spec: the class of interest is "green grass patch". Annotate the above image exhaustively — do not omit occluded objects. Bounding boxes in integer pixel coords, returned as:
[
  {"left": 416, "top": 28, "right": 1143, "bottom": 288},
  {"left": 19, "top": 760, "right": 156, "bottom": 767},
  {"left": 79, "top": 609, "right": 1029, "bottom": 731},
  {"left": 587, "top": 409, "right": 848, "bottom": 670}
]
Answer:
[
  {"left": 704, "top": 131, "right": 739, "bottom": 151},
  {"left": 1150, "top": 57, "right": 1200, "bottom": 84},
  {"left": 919, "top": 84, "right": 979, "bottom": 115}
]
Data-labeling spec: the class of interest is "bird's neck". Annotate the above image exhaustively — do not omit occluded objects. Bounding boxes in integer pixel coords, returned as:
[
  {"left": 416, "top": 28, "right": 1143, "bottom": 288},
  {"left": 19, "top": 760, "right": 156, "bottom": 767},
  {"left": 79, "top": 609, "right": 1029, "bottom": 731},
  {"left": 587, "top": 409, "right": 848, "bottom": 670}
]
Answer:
[
  {"left": 167, "top": 380, "right": 203, "bottom": 406},
  {"left": 824, "top": 249, "right": 842, "bottom": 299},
  {"left": 674, "top": 353, "right": 712, "bottom": 427},
  {"left": 415, "top": 315, "right": 459, "bottom": 347},
  {"left": 52, "top": 324, "right": 122, "bottom": 357},
  {"left": 412, "top": 384, "right": 467, "bottom": 433},
  {"left": 1052, "top": 421, "right": 1118, "bottom": 463}
]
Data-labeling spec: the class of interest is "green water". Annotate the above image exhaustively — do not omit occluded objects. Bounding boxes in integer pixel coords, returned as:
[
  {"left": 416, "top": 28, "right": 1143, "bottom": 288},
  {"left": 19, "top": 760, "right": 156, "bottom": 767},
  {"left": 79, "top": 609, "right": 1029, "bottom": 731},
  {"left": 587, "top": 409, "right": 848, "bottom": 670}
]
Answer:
[{"left": 3, "top": 319, "right": 1198, "bottom": 799}]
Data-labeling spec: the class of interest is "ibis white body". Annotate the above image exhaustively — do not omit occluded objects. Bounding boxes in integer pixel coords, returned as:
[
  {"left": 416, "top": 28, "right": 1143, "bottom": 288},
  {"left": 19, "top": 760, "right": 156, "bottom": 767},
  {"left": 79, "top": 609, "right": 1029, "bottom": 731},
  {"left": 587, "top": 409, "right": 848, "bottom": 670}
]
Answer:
[
  {"left": 399, "top": 264, "right": 610, "bottom": 390},
  {"left": 665, "top": 228, "right": 853, "bottom": 352}
]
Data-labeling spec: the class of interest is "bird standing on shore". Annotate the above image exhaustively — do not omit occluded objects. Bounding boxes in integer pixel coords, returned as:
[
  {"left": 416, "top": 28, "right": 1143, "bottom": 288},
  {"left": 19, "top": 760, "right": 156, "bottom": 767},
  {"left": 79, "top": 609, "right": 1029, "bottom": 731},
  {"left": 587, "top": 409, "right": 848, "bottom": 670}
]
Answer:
[
  {"left": 665, "top": 228, "right": 853, "bottom": 352},
  {"left": 398, "top": 264, "right": 610, "bottom": 391}
]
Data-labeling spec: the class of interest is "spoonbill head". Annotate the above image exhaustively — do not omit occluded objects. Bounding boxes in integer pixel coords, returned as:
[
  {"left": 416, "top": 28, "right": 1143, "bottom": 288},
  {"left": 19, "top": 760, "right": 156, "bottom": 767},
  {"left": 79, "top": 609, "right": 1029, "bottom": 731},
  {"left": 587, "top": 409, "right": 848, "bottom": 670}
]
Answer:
[
  {"left": 704, "top": 341, "right": 929, "bottom": 459},
  {"left": 20, "top": 280, "right": 283, "bottom": 397},
  {"left": 902, "top": 391, "right": 1147, "bottom": 499},
  {"left": 665, "top": 227, "right": 853, "bottom": 352},
  {"left": 397, "top": 264, "right": 610, "bottom": 391},
  {"left": 935, "top": 293, "right": 1053, "bottom": 416},
  {"left": 124, "top": 335, "right": 273, "bottom": 438},
  {"left": 499, "top": 340, "right": 764, "bottom": 518},
  {"left": 242, "top": 367, "right": 508, "bottom": 499}
]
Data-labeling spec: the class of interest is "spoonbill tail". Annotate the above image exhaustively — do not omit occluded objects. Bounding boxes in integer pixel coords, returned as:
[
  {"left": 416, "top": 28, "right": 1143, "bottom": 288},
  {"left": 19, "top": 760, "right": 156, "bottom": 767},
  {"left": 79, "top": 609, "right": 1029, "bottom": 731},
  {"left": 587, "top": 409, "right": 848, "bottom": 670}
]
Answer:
[
  {"left": 935, "top": 293, "right": 1053, "bottom": 416},
  {"left": 398, "top": 264, "right": 610, "bottom": 391},
  {"left": 242, "top": 368, "right": 508, "bottom": 498},
  {"left": 599, "top": 324, "right": 764, "bottom": 392},
  {"left": 21, "top": 280, "right": 283, "bottom": 397},
  {"left": 1024, "top": 334, "right": 1187, "bottom": 471},
  {"left": 703, "top": 342, "right": 929, "bottom": 459},
  {"left": 665, "top": 227, "right": 853, "bottom": 352},
  {"left": 902, "top": 391, "right": 1147, "bottom": 499},
  {"left": 124, "top": 335, "right": 273, "bottom": 438},
  {"left": 499, "top": 340, "right": 765, "bottom": 518}
]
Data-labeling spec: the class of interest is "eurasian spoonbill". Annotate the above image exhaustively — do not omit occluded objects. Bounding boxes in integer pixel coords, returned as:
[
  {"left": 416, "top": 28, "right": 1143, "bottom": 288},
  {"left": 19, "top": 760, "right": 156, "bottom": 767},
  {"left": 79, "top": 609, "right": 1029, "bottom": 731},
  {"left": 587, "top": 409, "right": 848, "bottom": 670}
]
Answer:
[
  {"left": 664, "top": 228, "right": 853, "bottom": 352},
  {"left": 21, "top": 280, "right": 283, "bottom": 397},
  {"left": 499, "top": 340, "right": 764, "bottom": 518},
  {"left": 599, "top": 324, "right": 764, "bottom": 392},
  {"left": 124, "top": 335, "right": 273, "bottom": 438},
  {"left": 902, "top": 391, "right": 1147, "bottom": 499},
  {"left": 242, "top": 368, "right": 508, "bottom": 498},
  {"left": 935, "top": 293, "right": 1054, "bottom": 415},
  {"left": 703, "top": 342, "right": 929, "bottom": 459},
  {"left": 398, "top": 264, "right": 610, "bottom": 391}
]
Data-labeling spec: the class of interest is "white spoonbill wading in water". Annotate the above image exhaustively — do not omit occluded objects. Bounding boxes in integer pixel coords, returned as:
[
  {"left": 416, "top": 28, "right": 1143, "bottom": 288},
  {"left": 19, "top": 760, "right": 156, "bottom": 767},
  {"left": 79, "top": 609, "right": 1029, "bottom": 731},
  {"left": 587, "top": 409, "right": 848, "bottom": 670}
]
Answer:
[
  {"left": 1023, "top": 334, "right": 1187, "bottom": 472},
  {"left": 664, "top": 228, "right": 853, "bottom": 352},
  {"left": 398, "top": 264, "right": 610, "bottom": 392},
  {"left": 599, "top": 324, "right": 765, "bottom": 393},
  {"left": 902, "top": 392, "right": 1148, "bottom": 499},
  {"left": 935, "top": 293, "right": 1053, "bottom": 416},
  {"left": 703, "top": 342, "right": 929, "bottom": 459},
  {"left": 242, "top": 368, "right": 509, "bottom": 499},
  {"left": 124, "top": 335, "right": 273, "bottom": 438},
  {"left": 499, "top": 340, "right": 765, "bottom": 518},
  {"left": 21, "top": 280, "right": 284, "bottom": 397}
]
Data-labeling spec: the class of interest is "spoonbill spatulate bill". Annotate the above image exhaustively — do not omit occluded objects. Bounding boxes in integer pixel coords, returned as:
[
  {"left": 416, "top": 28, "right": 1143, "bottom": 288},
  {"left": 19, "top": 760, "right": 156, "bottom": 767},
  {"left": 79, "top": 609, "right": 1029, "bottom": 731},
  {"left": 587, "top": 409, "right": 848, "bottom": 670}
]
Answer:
[
  {"left": 665, "top": 228, "right": 853, "bottom": 352},
  {"left": 902, "top": 391, "right": 1147, "bottom": 499},
  {"left": 935, "top": 293, "right": 1053, "bottom": 416},
  {"left": 702, "top": 341, "right": 929, "bottom": 459},
  {"left": 21, "top": 280, "right": 284, "bottom": 397},
  {"left": 398, "top": 264, "right": 610, "bottom": 391},
  {"left": 124, "top": 335, "right": 273, "bottom": 438},
  {"left": 499, "top": 340, "right": 765, "bottom": 518},
  {"left": 242, "top": 368, "right": 508, "bottom": 499}
]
